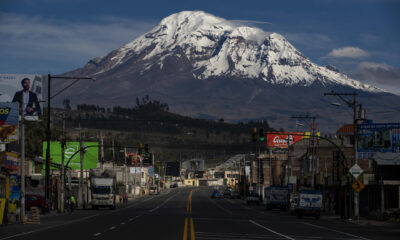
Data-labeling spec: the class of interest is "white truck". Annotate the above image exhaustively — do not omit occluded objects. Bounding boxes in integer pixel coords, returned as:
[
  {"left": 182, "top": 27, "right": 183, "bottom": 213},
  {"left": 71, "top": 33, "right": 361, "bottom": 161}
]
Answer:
[
  {"left": 89, "top": 168, "right": 116, "bottom": 210},
  {"left": 296, "top": 190, "right": 323, "bottom": 219},
  {"left": 264, "top": 186, "right": 289, "bottom": 210}
]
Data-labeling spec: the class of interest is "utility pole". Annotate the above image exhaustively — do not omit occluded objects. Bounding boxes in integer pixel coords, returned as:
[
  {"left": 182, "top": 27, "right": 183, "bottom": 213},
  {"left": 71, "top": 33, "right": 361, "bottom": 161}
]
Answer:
[
  {"left": 324, "top": 91, "right": 359, "bottom": 219},
  {"left": 60, "top": 117, "right": 65, "bottom": 213},
  {"left": 152, "top": 152, "right": 155, "bottom": 187},
  {"left": 78, "top": 122, "right": 85, "bottom": 209},
  {"left": 124, "top": 147, "right": 128, "bottom": 191},
  {"left": 112, "top": 139, "right": 115, "bottom": 169},
  {"left": 291, "top": 115, "right": 317, "bottom": 188},
  {"left": 45, "top": 74, "right": 93, "bottom": 208},
  {"left": 100, "top": 132, "right": 104, "bottom": 169},
  {"left": 20, "top": 108, "right": 25, "bottom": 223}
]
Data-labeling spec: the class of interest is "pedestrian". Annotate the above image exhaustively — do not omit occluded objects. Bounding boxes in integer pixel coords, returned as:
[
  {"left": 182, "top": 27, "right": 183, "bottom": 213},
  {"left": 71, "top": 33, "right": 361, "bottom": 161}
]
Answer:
[
  {"left": 70, "top": 195, "right": 76, "bottom": 212},
  {"left": 123, "top": 192, "right": 128, "bottom": 205},
  {"left": 66, "top": 197, "right": 72, "bottom": 214}
]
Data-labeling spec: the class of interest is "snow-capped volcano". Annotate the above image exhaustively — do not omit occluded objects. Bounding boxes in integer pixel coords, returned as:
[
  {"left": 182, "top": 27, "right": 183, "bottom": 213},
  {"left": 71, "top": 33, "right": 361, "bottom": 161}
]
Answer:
[
  {"left": 64, "top": 11, "right": 398, "bottom": 131},
  {"left": 87, "top": 11, "right": 379, "bottom": 92}
]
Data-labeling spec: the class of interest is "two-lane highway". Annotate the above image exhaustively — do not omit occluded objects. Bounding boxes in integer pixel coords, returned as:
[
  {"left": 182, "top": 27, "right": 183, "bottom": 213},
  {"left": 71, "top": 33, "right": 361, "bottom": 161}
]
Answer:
[{"left": 1, "top": 187, "right": 399, "bottom": 240}]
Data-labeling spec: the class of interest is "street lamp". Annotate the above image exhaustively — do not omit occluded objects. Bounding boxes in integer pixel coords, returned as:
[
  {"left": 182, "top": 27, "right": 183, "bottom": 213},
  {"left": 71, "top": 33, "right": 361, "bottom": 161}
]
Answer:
[{"left": 45, "top": 74, "right": 94, "bottom": 210}]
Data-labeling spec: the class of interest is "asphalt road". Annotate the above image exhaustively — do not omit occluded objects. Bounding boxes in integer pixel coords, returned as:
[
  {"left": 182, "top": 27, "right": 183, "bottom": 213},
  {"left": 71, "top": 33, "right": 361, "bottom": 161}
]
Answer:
[{"left": 1, "top": 187, "right": 399, "bottom": 240}]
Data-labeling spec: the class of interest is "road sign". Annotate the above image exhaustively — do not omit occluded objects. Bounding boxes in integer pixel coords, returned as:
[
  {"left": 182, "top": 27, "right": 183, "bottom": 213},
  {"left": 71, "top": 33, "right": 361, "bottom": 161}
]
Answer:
[
  {"left": 352, "top": 179, "right": 365, "bottom": 192},
  {"left": 349, "top": 164, "right": 363, "bottom": 179}
]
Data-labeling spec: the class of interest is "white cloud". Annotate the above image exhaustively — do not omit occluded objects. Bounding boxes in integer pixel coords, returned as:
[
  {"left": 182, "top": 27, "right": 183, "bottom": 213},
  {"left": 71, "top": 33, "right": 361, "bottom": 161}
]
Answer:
[
  {"left": 0, "top": 12, "right": 156, "bottom": 73},
  {"left": 351, "top": 62, "right": 400, "bottom": 95},
  {"left": 328, "top": 46, "right": 369, "bottom": 58}
]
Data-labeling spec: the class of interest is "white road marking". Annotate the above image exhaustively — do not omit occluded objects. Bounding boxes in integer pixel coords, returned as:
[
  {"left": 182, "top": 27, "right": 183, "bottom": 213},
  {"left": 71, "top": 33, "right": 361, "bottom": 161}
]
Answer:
[
  {"left": 148, "top": 190, "right": 181, "bottom": 213},
  {"left": 129, "top": 218, "right": 133, "bottom": 221},
  {"left": 93, "top": 233, "right": 102, "bottom": 237},
  {"left": 302, "top": 222, "right": 371, "bottom": 240},
  {"left": 249, "top": 220, "right": 296, "bottom": 240},
  {"left": 109, "top": 226, "right": 116, "bottom": 230},
  {"left": 121, "top": 222, "right": 125, "bottom": 225},
  {"left": 0, "top": 214, "right": 100, "bottom": 240}
]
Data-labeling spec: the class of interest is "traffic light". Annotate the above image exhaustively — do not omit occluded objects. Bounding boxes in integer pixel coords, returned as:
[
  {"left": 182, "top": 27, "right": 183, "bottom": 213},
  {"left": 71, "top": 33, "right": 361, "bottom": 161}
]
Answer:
[
  {"left": 252, "top": 127, "right": 257, "bottom": 142},
  {"left": 138, "top": 143, "right": 143, "bottom": 155},
  {"left": 259, "top": 128, "right": 265, "bottom": 142},
  {"left": 144, "top": 144, "right": 149, "bottom": 155}
]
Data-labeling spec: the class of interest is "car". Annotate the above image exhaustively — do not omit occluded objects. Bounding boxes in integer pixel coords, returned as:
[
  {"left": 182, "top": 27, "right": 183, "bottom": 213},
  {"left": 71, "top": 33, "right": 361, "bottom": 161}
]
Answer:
[
  {"left": 170, "top": 183, "right": 178, "bottom": 188},
  {"left": 246, "top": 192, "right": 260, "bottom": 205},
  {"left": 211, "top": 190, "right": 221, "bottom": 198},
  {"left": 149, "top": 186, "right": 159, "bottom": 195},
  {"left": 25, "top": 194, "right": 49, "bottom": 213},
  {"left": 222, "top": 188, "right": 232, "bottom": 198},
  {"left": 230, "top": 190, "right": 241, "bottom": 199}
]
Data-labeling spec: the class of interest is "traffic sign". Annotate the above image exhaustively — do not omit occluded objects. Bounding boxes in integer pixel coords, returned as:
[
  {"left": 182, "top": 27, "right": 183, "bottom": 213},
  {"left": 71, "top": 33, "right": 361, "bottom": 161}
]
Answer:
[
  {"left": 352, "top": 179, "right": 365, "bottom": 192},
  {"left": 349, "top": 164, "right": 363, "bottom": 179}
]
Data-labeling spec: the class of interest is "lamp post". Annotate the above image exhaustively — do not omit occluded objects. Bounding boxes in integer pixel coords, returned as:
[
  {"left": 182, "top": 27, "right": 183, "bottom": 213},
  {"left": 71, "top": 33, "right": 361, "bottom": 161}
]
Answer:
[
  {"left": 45, "top": 74, "right": 93, "bottom": 209},
  {"left": 324, "top": 91, "right": 363, "bottom": 220}
]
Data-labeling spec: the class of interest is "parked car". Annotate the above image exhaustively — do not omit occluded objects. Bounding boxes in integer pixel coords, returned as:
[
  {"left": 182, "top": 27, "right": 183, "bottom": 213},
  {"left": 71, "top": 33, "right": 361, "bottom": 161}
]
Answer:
[
  {"left": 230, "top": 190, "right": 241, "bottom": 199},
  {"left": 25, "top": 194, "right": 49, "bottom": 213},
  {"left": 149, "top": 186, "right": 159, "bottom": 195},
  {"left": 170, "top": 183, "right": 178, "bottom": 188},
  {"left": 246, "top": 192, "right": 260, "bottom": 205},
  {"left": 211, "top": 190, "right": 221, "bottom": 198}
]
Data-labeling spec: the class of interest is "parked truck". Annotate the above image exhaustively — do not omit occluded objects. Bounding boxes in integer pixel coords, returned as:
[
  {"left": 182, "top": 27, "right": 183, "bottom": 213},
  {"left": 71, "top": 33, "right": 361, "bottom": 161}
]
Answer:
[
  {"left": 295, "top": 190, "right": 323, "bottom": 219},
  {"left": 89, "top": 168, "right": 116, "bottom": 210},
  {"left": 264, "top": 186, "right": 289, "bottom": 210}
]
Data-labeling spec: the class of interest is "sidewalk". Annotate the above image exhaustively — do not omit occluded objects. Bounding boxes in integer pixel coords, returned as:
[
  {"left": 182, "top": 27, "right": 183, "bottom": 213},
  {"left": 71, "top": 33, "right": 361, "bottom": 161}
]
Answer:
[{"left": 1, "top": 194, "right": 148, "bottom": 227}]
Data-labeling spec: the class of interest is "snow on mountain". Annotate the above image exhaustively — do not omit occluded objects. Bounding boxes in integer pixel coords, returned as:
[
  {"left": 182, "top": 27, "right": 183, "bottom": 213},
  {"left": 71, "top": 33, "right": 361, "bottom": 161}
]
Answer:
[{"left": 87, "top": 11, "right": 380, "bottom": 93}]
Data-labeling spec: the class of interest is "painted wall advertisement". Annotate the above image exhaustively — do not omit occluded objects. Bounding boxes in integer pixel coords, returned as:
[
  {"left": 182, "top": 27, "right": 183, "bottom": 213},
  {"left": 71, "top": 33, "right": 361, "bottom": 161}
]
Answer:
[
  {"left": 0, "top": 74, "right": 44, "bottom": 121},
  {"left": 43, "top": 141, "right": 98, "bottom": 169},
  {"left": 0, "top": 102, "right": 19, "bottom": 144}
]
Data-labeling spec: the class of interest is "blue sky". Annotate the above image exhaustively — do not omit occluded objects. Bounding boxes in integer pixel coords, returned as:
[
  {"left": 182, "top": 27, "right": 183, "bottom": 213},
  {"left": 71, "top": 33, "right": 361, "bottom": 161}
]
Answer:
[{"left": 1, "top": 0, "right": 399, "bottom": 93}]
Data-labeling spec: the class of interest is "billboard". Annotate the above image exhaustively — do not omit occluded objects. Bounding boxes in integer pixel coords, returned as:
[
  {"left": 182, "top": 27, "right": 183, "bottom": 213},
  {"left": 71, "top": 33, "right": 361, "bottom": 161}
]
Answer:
[
  {"left": 0, "top": 74, "right": 44, "bottom": 121},
  {"left": 166, "top": 161, "right": 180, "bottom": 176},
  {"left": 0, "top": 102, "right": 19, "bottom": 143},
  {"left": 358, "top": 123, "right": 400, "bottom": 153},
  {"left": 266, "top": 132, "right": 305, "bottom": 148},
  {"left": 43, "top": 141, "right": 98, "bottom": 170}
]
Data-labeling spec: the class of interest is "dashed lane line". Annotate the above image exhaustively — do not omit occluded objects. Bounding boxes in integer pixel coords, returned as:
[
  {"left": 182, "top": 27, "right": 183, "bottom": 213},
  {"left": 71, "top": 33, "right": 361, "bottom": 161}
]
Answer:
[
  {"left": 249, "top": 220, "right": 296, "bottom": 240},
  {"left": 0, "top": 214, "right": 100, "bottom": 240},
  {"left": 148, "top": 190, "right": 182, "bottom": 213}
]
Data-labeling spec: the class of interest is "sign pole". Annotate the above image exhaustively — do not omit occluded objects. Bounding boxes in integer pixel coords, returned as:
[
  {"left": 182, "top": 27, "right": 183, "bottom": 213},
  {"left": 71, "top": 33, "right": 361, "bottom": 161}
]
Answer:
[{"left": 20, "top": 108, "right": 25, "bottom": 223}]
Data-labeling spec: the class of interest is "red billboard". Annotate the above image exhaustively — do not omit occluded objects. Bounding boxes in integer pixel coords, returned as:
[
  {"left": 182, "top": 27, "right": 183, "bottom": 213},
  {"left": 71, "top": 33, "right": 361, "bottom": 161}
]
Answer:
[{"left": 266, "top": 132, "right": 305, "bottom": 148}]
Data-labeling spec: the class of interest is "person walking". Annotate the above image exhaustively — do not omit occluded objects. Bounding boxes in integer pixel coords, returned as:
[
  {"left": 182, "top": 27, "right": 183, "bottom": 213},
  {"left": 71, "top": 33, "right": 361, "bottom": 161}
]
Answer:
[{"left": 70, "top": 195, "right": 76, "bottom": 212}]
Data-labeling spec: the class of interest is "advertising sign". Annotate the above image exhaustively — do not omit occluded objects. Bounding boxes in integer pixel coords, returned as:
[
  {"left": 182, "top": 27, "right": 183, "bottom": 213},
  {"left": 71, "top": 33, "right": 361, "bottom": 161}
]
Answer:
[
  {"left": 358, "top": 123, "right": 400, "bottom": 153},
  {"left": 0, "top": 74, "right": 44, "bottom": 121},
  {"left": 0, "top": 102, "right": 19, "bottom": 143},
  {"left": 266, "top": 132, "right": 305, "bottom": 148},
  {"left": 43, "top": 141, "right": 98, "bottom": 170},
  {"left": 0, "top": 198, "right": 5, "bottom": 225},
  {"left": 5, "top": 152, "right": 19, "bottom": 170},
  {"left": 9, "top": 174, "right": 20, "bottom": 200}
]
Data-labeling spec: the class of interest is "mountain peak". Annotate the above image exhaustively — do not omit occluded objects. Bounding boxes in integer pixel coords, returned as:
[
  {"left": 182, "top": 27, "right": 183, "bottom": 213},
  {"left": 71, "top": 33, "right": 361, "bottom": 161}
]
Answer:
[{"left": 83, "top": 11, "right": 381, "bottom": 93}]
